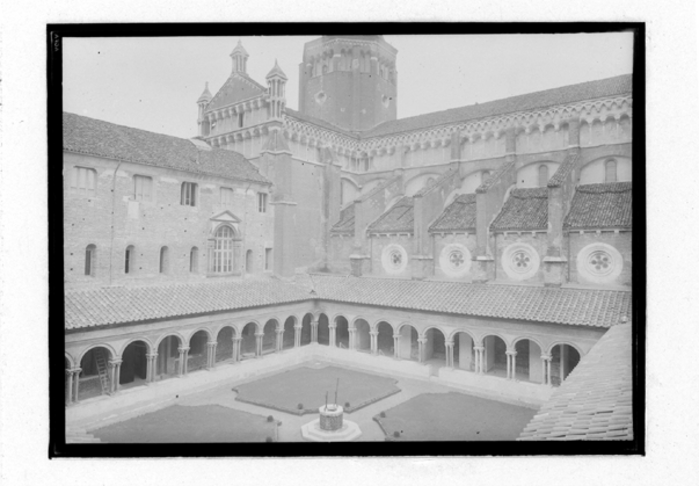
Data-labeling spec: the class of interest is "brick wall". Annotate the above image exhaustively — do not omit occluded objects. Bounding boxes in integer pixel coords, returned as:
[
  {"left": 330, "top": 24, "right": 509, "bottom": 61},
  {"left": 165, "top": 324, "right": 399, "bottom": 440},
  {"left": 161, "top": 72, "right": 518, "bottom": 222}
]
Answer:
[
  {"left": 568, "top": 231, "right": 632, "bottom": 287},
  {"left": 432, "top": 233, "right": 478, "bottom": 281},
  {"left": 369, "top": 234, "right": 413, "bottom": 278},
  {"left": 494, "top": 232, "right": 549, "bottom": 284}
]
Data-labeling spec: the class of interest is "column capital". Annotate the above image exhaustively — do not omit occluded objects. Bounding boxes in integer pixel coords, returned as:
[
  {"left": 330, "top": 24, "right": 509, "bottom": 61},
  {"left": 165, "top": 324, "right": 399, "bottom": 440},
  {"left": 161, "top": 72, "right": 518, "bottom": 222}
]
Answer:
[
  {"left": 146, "top": 353, "right": 158, "bottom": 359},
  {"left": 254, "top": 332, "right": 265, "bottom": 338},
  {"left": 294, "top": 324, "right": 303, "bottom": 330},
  {"left": 233, "top": 337, "right": 243, "bottom": 342},
  {"left": 473, "top": 345, "right": 485, "bottom": 352},
  {"left": 369, "top": 331, "right": 378, "bottom": 337},
  {"left": 541, "top": 354, "right": 552, "bottom": 361},
  {"left": 178, "top": 346, "right": 190, "bottom": 353},
  {"left": 392, "top": 334, "right": 401, "bottom": 339},
  {"left": 417, "top": 337, "right": 428, "bottom": 344},
  {"left": 206, "top": 341, "right": 217, "bottom": 346},
  {"left": 329, "top": 323, "right": 337, "bottom": 329},
  {"left": 445, "top": 340, "right": 454, "bottom": 347},
  {"left": 505, "top": 350, "right": 517, "bottom": 356},
  {"left": 108, "top": 359, "right": 123, "bottom": 366},
  {"left": 68, "top": 367, "right": 82, "bottom": 374}
]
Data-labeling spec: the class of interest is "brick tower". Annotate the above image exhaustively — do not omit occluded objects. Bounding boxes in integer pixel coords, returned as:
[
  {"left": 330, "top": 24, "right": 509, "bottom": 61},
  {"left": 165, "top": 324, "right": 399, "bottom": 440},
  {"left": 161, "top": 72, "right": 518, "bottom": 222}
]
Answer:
[{"left": 298, "top": 35, "right": 398, "bottom": 132}]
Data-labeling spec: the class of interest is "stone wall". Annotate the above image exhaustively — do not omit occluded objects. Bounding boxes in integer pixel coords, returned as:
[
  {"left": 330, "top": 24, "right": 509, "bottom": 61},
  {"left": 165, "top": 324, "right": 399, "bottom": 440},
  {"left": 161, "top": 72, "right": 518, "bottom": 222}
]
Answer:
[{"left": 568, "top": 231, "right": 632, "bottom": 288}]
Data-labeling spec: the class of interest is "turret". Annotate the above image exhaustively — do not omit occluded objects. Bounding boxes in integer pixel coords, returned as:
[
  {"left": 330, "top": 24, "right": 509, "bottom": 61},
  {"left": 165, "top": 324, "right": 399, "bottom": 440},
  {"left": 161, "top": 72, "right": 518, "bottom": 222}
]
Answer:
[
  {"left": 196, "top": 82, "right": 212, "bottom": 136},
  {"left": 230, "top": 40, "right": 249, "bottom": 74},
  {"left": 266, "top": 60, "right": 288, "bottom": 121}
]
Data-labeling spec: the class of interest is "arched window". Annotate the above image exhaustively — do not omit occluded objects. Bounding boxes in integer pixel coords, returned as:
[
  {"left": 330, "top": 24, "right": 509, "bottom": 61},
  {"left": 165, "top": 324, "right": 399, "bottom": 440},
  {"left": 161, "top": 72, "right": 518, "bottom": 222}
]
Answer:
[
  {"left": 190, "top": 247, "right": 199, "bottom": 273},
  {"left": 213, "top": 225, "right": 236, "bottom": 273},
  {"left": 125, "top": 245, "right": 135, "bottom": 274},
  {"left": 181, "top": 182, "right": 197, "bottom": 206},
  {"left": 85, "top": 244, "right": 96, "bottom": 277},
  {"left": 246, "top": 250, "right": 253, "bottom": 273},
  {"left": 538, "top": 164, "right": 549, "bottom": 188},
  {"left": 605, "top": 159, "right": 617, "bottom": 183},
  {"left": 159, "top": 246, "right": 169, "bottom": 274}
]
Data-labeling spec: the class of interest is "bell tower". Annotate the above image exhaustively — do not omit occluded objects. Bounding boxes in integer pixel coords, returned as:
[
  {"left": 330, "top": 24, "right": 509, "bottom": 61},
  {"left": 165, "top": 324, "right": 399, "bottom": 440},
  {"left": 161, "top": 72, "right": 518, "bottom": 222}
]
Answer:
[{"left": 298, "top": 35, "right": 398, "bottom": 132}]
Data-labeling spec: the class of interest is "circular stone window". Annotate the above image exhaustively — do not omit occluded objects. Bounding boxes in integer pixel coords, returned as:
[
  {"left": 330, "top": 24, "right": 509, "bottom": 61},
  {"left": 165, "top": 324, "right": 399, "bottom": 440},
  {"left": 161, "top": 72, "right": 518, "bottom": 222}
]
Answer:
[
  {"left": 314, "top": 91, "right": 327, "bottom": 105},
  {"left": 576, "top": 243, "right": 623, "bottom": 284},
  {"left": 502, "top": 243, "right": 540, "bottom": 281},
  {"left": 381, "top": 244, "right": 408, "bottom": 275},
  {"left": 439, "top": 243, "right": 472, "bottom": 277}
]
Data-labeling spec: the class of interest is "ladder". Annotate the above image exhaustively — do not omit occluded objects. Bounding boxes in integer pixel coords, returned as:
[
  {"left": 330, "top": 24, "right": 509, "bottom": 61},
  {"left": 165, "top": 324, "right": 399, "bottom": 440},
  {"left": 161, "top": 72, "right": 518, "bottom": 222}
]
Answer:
[{"left": 93, "top": 348, "right": 111, "bottom": 395}]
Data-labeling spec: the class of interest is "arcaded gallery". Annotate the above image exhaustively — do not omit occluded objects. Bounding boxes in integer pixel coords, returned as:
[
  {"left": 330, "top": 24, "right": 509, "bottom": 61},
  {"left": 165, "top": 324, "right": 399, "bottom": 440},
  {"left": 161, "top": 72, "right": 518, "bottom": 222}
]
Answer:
[{"left": 63, "top": 35, "right": 634, "bottom": 444}]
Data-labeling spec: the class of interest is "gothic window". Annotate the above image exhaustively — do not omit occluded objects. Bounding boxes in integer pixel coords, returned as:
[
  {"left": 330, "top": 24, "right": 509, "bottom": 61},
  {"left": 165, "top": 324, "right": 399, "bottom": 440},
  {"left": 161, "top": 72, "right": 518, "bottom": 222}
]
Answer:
[
  {"left": 181, "top": 182, "right": 197, "bottom": 206},
  {"left": 265, "top": 248, "right": 272, "bottom": 271},
  {"left": 190, "top": 247, "right": 199, "bottom": 273},
  {"left": 71, "top": 166, "right": 97, "bottom": 195},
  {"left": 85, "top": 244, "right": 96, "bottom": 277},
  {"left": 220, "top": 187, "right": 234, "bottom": 206},
  {"left": 159, "top": 246, "right": 169, "bottom": 274},
  {"left": 212, "top": 225, "right": 236, "bottom": 274},
  {"left": 538, "top": 164, "right": 549, "bottom": 188},
  {"left": 238, "top": 112, "right": 245, "bottom": 128},
  {"left": 245, "top": 249, "right": 253, "bottom": 273},
  {"left": 605, "top": 159, "right": 618, "bottom": 183},
  {"left": 133, "top": 175, "right": 153, "bottom": 202},
  {"left": 258, "top": 193, "right": 268, "bottom": 213},
  {"left": 125, "top": 245, "right": 135, "bottom": 274}
]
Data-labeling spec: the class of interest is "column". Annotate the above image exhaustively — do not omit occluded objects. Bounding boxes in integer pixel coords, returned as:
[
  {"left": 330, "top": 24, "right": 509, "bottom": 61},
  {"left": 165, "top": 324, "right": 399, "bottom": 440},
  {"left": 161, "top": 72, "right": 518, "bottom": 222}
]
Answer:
[
  {"left": 65, "top": 369, "right": 74, "bottom": 405},
  {"left": 473, "top": 345, "right": 485, "bottom": 374},
  {"left": 177, "top": 347, "right": 189, "bottom": 376},
  {"left": 233, "top": 337, "right": 242, "bottom": 363},
  {"left": 541, "top": 354, "right": 552, "bottom": 386},
  {"left": 370, "top": 331, "right": 378, "bottom": 356},
  {"left": 108, "top": 359, "right": 122, "bottom": 394},
  {"left": 146, "top": 352, "right": 158, "bottom": 383},
  {"left": 445, "top": 341, "right": 454, "bottom": 369},
  {"left": 255, "top": 332, "right": 264, "bottom": 357},
  {"left": 311, "top": 319, "right": 319, "bottom": 343},
  {"left": 417, "top": 338, "right": 427, "bottom": 364},
  {"left": 294, "top": 324, "right": 302, "bottom": 348},
  {"left": 276, "top": 329, "right": 284, "bottom": 352},
  {"left": 72, "top": 368, "right": 81, "bottom": 403},
  {"left": 329, "top": 324, "right": 337, "bottom": 348},
  {"left": 393, "top": 334, "right": 401, "bottom": 359},
  {"left": 206, "top": 341, "right": 217, "bottom": 369},
  {"left": 505, "top": 351, "right": 517, "bottom": 380},
  {"left": 348, "top": 328, "right": 356, "bottom": 350}
]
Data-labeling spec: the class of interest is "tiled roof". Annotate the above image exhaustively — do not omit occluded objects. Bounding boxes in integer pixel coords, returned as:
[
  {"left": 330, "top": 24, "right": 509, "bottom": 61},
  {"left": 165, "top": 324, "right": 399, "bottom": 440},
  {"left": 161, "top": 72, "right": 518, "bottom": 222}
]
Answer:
[
  {"left": 564, "top": 182, "right": 632, "bottom": 230},
  {"left": 65, "top": 279, "right": 311, "bottom": 330},
  {"left": 491, "top": 188, "right": 548, "bottom": 231},
  {"left": 63, "top": 112, "right": 269, "bottom": 184},
  {"left": 367, "top": 197, "right": 414, "bottom": 234},
  {"left": 363, "top": 75, "right": 632, "bottom": 138},
  {"left": 205, "top": 73, "right": 266, "bottom": 111},
  {"left": 331, "top": 204, "right": 355, "bottom": 234},
  {"left": 429, "top": 194, "right": 477, "bottom": 233},
  {"left": 311, "top": 275, "right": 631, "bottom": 328},
  {"left": 548, "top": 153, "right": 580, "bottom": 188},
  {"left": 518, "top": 323, "right": 633, "bottom": 441},
  {"left": 477, "top": 160, "right": 515, "bottom": 193}
]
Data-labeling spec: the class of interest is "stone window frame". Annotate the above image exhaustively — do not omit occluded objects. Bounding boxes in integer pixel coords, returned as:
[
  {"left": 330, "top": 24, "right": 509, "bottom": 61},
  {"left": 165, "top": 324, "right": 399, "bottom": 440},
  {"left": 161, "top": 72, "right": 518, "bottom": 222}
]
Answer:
[
  {"left": 70, "top": 166, "right": 97, "bottom": 195},
  {"left": 381, "top": 244, "right": 408, "bottom": 275},
  {"left": 501, "top": 242, "right": 541, "bottom": 281},
  {"left": 576, "top": 242, "right": 623, "bottom": 285},
  {"left": 180, "top": 182, "right": 197, "bottom": 207},
  {"left": 133, "top": 174, "right": 154, "bottom": 202}
]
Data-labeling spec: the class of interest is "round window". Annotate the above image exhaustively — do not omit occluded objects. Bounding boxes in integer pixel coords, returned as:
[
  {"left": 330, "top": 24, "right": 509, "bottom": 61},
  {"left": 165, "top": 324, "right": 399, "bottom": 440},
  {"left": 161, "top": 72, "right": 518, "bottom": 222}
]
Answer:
[
  {"left": 439, "top": 243, "right": 472, "bottom": 277},
  {"left": 577, "top": 243, "right": 623, "bottom": 284},
  {"left": 381, "top": 244, "right": 408, "bottom": 274},
  {"left": 502, "top": 243, "right": 540, "bottom": 281}
]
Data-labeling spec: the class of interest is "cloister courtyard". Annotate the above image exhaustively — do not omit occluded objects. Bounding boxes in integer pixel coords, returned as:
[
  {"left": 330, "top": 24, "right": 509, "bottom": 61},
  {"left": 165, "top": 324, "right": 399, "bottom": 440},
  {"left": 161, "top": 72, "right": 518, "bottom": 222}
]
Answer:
[{"left": 86, "top": 362, "right": 537, "bottom": 443}]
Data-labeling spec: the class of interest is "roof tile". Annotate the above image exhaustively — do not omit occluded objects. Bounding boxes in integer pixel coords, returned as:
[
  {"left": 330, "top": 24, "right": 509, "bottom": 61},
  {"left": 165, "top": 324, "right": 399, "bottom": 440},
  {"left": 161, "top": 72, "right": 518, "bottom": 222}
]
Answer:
[
  {"left": 491, "top": 187, "right": 548, "bottom": 231},
  {"left": 429, "top": 194, "right": 477, "bottom": 233},
  {"left": 367, "top": 197, "right": 414, "bottom": 234},
  {"left": 564, "top": 182, "right": 632, "bottom": 230}
]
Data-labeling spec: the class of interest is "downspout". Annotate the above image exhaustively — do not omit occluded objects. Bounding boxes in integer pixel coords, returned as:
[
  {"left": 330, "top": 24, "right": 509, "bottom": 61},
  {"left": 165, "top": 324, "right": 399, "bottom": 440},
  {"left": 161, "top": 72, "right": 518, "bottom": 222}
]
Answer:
[{"left": 108, "top": 161, "right": 124, "bottom": 286}]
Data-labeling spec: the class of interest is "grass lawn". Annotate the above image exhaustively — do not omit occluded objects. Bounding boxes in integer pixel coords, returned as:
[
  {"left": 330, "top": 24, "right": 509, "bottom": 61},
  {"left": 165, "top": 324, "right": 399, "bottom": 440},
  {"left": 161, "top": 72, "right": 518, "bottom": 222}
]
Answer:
[
  {"left": 91, "top": 404, "right": 276, "bottom": 443},
  {"left": 375, "top": 392, "right": 536, "bottom": 441},
  {"left": 234, "top": 365, "right": 401, "bottom": 414}
]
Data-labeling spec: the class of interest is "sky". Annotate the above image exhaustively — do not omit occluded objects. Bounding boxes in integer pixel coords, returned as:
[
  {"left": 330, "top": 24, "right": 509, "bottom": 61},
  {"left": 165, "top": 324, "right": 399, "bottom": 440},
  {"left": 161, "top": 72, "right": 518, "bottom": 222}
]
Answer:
[{"left": 63, "top": 33, "right": 634, "bottom": 139}]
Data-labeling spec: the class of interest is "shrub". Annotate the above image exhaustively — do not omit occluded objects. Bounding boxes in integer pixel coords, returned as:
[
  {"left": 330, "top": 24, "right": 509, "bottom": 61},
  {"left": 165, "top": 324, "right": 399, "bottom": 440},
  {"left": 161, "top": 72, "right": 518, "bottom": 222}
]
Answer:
[
  {"left": 393, "top": 431, "right": 400, "bottom": 438},
  {"left": 344, "top": 402, "right": 351, "bottom": 409},
  {"left": 297, "top": 403, "right": 304, "bottom": 410},
  {"left": 380, "top": 411, "right": 386, "bottom": 418},
  {"left": 265, "top": 437, "right": 274, "bottom": 443},
  {"left": 267, "top": 415, "right": 274, "bottom": 422}
]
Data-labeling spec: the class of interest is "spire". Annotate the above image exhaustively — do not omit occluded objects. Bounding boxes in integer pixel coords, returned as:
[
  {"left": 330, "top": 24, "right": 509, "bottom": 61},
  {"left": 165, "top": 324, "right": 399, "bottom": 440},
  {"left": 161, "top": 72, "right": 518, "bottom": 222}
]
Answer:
[
  {"left": 230, "top": 39, "right": 249, "bottom": 74},
  {"left": 197, "top": 82, "right": 212, "bottom": 103},
  {"left": 266, "top": 59, "right": 288, "bottom": 80}
]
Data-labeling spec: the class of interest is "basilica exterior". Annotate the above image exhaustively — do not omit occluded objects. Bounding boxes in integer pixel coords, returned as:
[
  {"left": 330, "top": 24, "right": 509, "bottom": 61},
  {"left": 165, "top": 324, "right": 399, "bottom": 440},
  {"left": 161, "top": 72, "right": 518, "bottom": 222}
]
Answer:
[{"left": 63, "top": 35, "right": 634, "bottom": 441}]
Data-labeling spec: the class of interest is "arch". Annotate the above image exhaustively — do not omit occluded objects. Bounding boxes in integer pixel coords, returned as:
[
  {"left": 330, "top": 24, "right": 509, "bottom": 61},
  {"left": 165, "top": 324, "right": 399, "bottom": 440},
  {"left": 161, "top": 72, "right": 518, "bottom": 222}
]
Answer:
[
  {"left": 190, "top": 247, "right": 199, "bottom": 273},
  {"left": 605, "top": 158, "right": 618, "bottom": 183},
  {"left": 354, "top": 318, "right": 371, "bottom": 352},
  {"left": 119, "top": 340, "right": 149, "bottom": 388},
  {"left": 262, "top": 319, "right": 279, "bottom": 354},
  {"left": 548, "top": 343, "right": 582, "bottom": 386},
  {"left": 545, "top": 341, "right": 584, "bottom": 357},
  {"left": 212, "top": 224, "right": 239, "bottom": 274},
  {"left": 77, "top": 345, "right": 115, "bottom": 401},
  {"left": 240, "top": 322, "right": 259, "bottom": 358},
  {"left": 159, "top": 246, "right": 169, "bottom": 274},
  {"left": 340, "top": 177, "right": 361, "bottom": 206},
  {"left": 65, "top": 352, "right": 76, "bottom": 370},
  {"left": 282, "top": 316, "right": 297, "bottom": 350},
  {"left": 300, "top": 313, "right": 313, "bottom": 346},
  {"left": 245, "top": 249, "right": 253, "bottom": 273},
  {"left": 481, "top": 334, "right": 508, "bottom": 378},
  {"left": 376, "top": 321, "right": 394, "bottom": 356},
  {"left": 404, "top": 172, "right": 443, "bottom": 197},
  {"left": 153, "top": 331, "right": 186, "bottom": 351},
  {"left": 396, "top": 323, "right": 419, "bottom": 361},
  {"left": 215, "top": 326, "right": 236, "bottom": 363},
  {"left": 186, "top": 330, "right": 211, "bottom": 372},
  {"left": 78, "top": 342, "right": 118, "bottom": 365},
  {"left": 516, "top": 160, "right": 560, "bottom": 188},
  {"left": 511, "top": 338, "right": 543, "bottom": 383},
  {"left": 579, "top": 155, "right": 631, "bottom": 184},
  {"left": 335, "top": 315, "right": 350, "bottom": 349},
  {"left": 422, "top": 327, "right": 447, "bottom": 364},
  {"left": 155, "top": 334, "right": 183, "bottom": 381},
  {"left": 452, "top": 331, "right": 475, "bottom": 372},
  {"left": 124, "top": 245, "right": 136, "bottom": 274},
  {"left": 317, "top": 313, "right": 330, "bottom": 346},
  {"left": 118, "top": 337, "right": 153, "bottom": 357}
]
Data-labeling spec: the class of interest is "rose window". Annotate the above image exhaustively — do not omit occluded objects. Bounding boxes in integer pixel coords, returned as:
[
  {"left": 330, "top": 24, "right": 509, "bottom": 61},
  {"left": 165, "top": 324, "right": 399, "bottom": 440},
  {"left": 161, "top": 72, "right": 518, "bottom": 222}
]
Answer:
[
  {"left": 449, "top": 250, "right": 465, "bottom": 268},
  {"left": 512, "top": 251, "right": 531, "bottom": 272},
  {"left": 587, "top": 250, "right": 613, "bottom": 276},
  {"left": 390, "top": 251, "right": 402, "bottom": 267}
]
